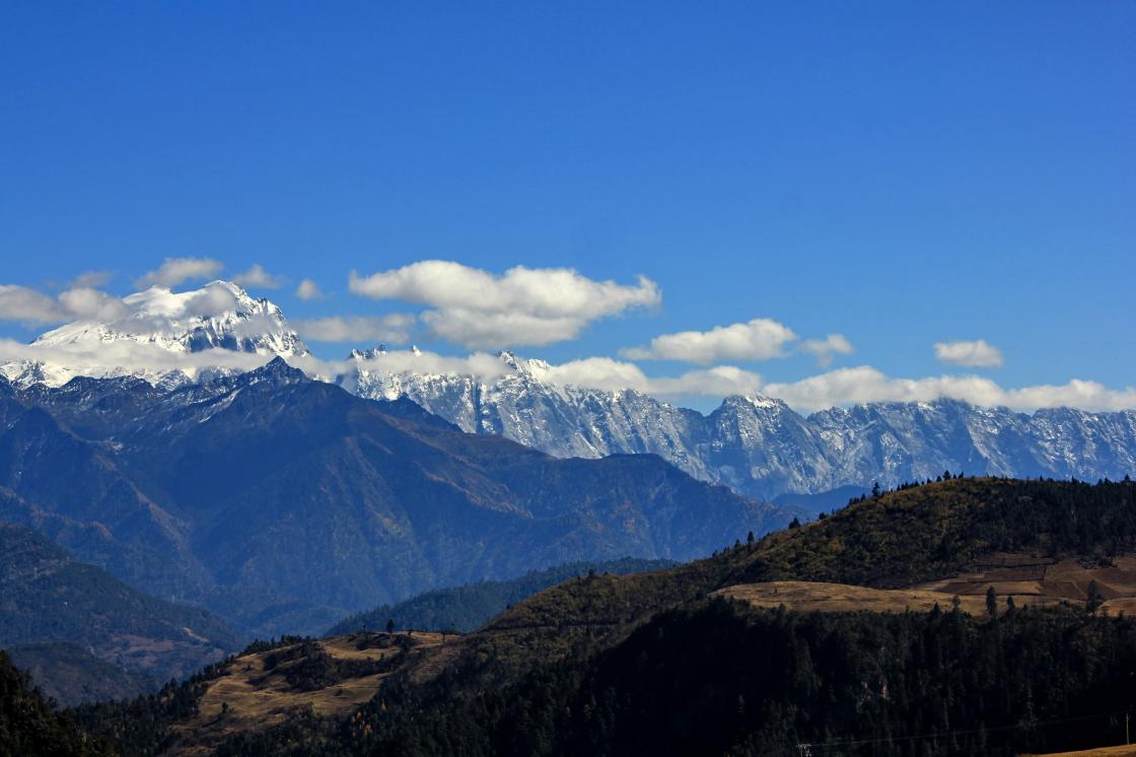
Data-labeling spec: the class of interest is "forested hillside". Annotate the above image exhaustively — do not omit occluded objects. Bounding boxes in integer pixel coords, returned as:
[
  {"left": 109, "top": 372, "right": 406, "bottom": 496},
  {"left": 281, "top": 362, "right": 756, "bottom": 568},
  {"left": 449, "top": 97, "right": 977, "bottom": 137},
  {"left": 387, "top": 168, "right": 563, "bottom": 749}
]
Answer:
[
  {"left": 308, "top": 602, "right": 1136, "bottom": 757},
  {"left": 73, "top": 477, "right": 1136, "bottom": 756},
  {"left": 0, "top": 523, "right": 238, "bottom": 706},
  {"left": 0, "top": 650, "right": 109, "bottom": 756},
  {"left": 326, "top": 558, "right": 675, "bottom": 636}
]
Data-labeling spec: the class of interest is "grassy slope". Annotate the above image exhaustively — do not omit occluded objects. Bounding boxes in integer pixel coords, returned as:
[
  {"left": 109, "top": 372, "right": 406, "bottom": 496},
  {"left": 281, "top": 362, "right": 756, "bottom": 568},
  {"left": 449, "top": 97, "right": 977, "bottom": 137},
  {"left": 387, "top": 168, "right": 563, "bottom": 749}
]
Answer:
[
  {"left": 85, "top": 477, "right": 1136, "bottom": 754},
  {"left": 501, "top": 477, "right": 1136, "bottom": 628},
  {"left": 463, "top": 477, "right": 1136, "bottom": 675}
]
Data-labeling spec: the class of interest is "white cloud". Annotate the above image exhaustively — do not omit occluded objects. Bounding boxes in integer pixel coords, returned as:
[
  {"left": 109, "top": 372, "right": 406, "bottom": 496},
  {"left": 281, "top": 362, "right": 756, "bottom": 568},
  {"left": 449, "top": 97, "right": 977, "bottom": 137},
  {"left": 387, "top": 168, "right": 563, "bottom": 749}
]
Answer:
[
  {"left": 296, "top": 279, "right": 323, "bottom": 301},
  {"left": 294, "top": 315, "right": 416, "bottom": 343},
  {"left": 0, "top": 338, "right": 270, "bottom": 382},
  {"left": 1, "top": 330, "right": 1132, "bottom": 414},
  {"left": 621, "top": 318, "right": 797, "bottom": 364},
  {"left": 348, "top": 260, "right": 661, "bottom": 348},
  {"left": 70, "top": 270, "right": 113, "bottom": 289},
  {"left": 344, "top": 350, "right": 512, "bottom": 381},
  {"left": 421, "top": 309, "right": 587, "bottom": 348},
  {"left": 232, "top": 264, "right": 283, "bottom": 289},
  {"left": 643, "top": 365, "right": 764, "bottom": 397},
  {"left": 349, "top": 350, "right": 1134, "bottom": 412},
  {"left": 762, "top": 365, "right": 1136, "bottom": 413},
  {"left": 346, "top": 349, "right": 763, "bottom": 399},
  {"left": 57, "top": 288, "right": 129, "bottom": 322},
  {"left": 532, "top": 356, "right": 656, "bottom": 393},
  {"left": 0, "top": 285, "right": 69, "bottom": 324},
  {"left": 136, "top": 257, "right": 223, "bottom": 289},
  {"left": 934, "top": 339, "right": 1004, "bottom": 368},
  {"left": 183, "top": 282, "right": 241, "bottom": 317},
  {"left": 0, "top": 285, "right": 131, "bottom": 325},
  {"left": 800, "top": 333, "right": 854, "bottom": 367},
  {"left": 541, "top": 358, "right": 763, "bottom": 398}
]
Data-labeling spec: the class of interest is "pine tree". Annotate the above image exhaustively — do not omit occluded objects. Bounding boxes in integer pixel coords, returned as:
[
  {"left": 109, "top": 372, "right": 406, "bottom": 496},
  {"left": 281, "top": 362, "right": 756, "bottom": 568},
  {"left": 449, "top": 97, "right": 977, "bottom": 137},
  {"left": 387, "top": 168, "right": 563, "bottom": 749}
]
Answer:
[{"left": 1086, "top": 581, "right": 1104, "bottom": 615}]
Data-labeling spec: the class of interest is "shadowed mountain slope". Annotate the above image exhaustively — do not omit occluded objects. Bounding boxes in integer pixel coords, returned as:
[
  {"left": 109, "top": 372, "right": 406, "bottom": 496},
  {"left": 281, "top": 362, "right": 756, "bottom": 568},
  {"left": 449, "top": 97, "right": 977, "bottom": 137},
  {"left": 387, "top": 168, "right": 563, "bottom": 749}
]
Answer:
[
  {"left": 0, "top": 523, "right": 238, "bottom": 706},
  {"left": 1, "top": 360, "right": 788, "bottom": 637}
]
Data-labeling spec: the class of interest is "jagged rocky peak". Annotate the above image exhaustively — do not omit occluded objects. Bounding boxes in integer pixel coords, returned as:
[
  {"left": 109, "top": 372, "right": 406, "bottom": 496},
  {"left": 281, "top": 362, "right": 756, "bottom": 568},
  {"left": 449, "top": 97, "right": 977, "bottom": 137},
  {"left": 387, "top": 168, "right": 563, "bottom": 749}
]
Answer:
[
  {"left": 239, "top": 356, "right": 309, "bottom": 387},
  {"left": 498, "top": 350, "right": 523, "bottom": 371},
  {"left": 718, "top": 394, "right": 793, "bottom": 414},
  {"left": 348, "top": 345, "right": 388, "bottom": 360},
  {"left": 498, "top": 350, "right": 553, "bottom": 377}
]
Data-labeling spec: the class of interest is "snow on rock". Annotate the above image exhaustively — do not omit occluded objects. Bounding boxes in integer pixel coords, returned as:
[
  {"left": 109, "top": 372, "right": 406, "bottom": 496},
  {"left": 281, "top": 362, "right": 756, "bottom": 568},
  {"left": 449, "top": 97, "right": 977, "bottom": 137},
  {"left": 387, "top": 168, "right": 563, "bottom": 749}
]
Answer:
[
  {"left": 4, "top": 283, "right": 1135, "bottom": 499},
  {"left": 2, "top": 281, "right": 307, "bottom": 388}
]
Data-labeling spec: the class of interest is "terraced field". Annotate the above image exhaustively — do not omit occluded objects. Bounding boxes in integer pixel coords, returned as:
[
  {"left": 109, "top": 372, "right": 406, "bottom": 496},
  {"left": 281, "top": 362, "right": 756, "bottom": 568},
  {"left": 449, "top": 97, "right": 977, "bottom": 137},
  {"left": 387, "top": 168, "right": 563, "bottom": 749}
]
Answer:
[
  {"left": 718, "top": 554, "right": 1136, "bottom": 617},
  {"left": 914, "top": 554, "right": 1136, "bottom": 615}
]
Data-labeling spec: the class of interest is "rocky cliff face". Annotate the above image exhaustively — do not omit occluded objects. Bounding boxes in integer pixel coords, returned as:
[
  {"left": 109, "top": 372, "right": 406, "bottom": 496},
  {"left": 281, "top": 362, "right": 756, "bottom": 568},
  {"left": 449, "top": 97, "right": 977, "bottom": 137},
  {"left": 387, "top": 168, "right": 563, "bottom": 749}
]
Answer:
[{"left": 346, "top": 351, "right": 1136, "bottom": 499}]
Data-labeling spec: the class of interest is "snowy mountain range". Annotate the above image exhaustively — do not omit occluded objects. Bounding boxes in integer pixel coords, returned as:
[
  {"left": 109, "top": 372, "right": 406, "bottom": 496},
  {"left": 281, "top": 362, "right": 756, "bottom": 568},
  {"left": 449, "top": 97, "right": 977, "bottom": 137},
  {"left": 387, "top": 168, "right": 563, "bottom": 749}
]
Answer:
[
  {"left": 0, "top": 358, "right": 777, "bottom": 636},
  {"left": 4, "top": 281, "right": 1135, "bottom": 500},
  {"left": 346, "top": 348, "right": 1136, "bottom": 499}
]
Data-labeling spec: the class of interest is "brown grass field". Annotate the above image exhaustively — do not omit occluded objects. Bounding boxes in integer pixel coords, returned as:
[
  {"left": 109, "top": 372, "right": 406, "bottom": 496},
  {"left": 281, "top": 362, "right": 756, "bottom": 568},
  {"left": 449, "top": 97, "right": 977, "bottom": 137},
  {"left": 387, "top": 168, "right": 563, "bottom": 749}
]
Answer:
[
  {"left": 1025, "top": 747, "right": 1136, "bottom": 756},
  {"left": 155, "top": 552, "right": 1136, "bottom": 753},
  {"left": 718, "top": 555, "right": 1136, "bottom": 617},
  {"left": 165, "top": 631, "right": 452, "bottom": 755},
  {"left": 915, "top": 555, "right": 1136, "bottom": 615},
  {"left": 715, "top": 580, "right": 1000, "bottom": 615}
]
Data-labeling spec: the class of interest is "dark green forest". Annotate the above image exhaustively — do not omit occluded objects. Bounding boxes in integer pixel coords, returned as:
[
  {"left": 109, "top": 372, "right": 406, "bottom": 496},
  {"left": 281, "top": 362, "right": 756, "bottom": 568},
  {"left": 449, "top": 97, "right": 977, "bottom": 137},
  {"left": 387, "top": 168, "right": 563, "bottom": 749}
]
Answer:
[
  {"left": 0, "top": 650, "right": 109, "bottom": 757},
  {"left": 735, "top": 476, "right": 1136, "bottom": 588},
  {"left": 10, "top": 477, "right": 1136, "bottom": 756},
  {"left": 204, "top": 478, "right": 1136, "bottom": 756},
  {"left": 209, "top": 601, "right": 1136, "bottom": 756},
  {"left": 326, "top": 557, "right": 676, "bottom": 636}
]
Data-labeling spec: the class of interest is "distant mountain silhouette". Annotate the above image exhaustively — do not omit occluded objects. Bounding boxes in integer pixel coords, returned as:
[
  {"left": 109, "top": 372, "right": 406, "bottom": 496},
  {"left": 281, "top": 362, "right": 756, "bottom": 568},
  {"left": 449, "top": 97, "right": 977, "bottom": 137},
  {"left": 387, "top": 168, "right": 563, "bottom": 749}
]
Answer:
[{"left": 0, "top": 361, "right": 789, "bottom": 637}]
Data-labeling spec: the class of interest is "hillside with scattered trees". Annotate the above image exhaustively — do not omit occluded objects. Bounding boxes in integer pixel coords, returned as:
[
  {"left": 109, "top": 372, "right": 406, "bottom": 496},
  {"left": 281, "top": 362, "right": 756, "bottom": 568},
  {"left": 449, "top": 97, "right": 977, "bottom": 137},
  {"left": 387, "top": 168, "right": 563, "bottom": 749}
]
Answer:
[{"left": 11, "top": 476, "right": 1136, "bottom": 755}]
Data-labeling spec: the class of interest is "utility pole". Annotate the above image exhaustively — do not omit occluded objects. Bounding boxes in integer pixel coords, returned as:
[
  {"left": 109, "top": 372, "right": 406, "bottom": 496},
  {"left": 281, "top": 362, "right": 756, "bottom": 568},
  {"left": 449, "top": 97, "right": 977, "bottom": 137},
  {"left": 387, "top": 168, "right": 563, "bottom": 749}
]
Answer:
[{"left": 1126, "top": 712, "right": 1130, "bottom": 745}]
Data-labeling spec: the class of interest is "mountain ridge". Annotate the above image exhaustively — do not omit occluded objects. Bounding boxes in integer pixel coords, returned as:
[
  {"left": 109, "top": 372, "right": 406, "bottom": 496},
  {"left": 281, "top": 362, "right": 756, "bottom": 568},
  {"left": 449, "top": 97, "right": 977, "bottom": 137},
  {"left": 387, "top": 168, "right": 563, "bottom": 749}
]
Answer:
[
  {"left": 0, "top": 360, "right": 784, "bottom": 638},
  {"left": 348, "top": 350, "right": 1136, "bottom": 498},
  {"left": 3, "top": 280, "right": 1134, "bottom": 501}
]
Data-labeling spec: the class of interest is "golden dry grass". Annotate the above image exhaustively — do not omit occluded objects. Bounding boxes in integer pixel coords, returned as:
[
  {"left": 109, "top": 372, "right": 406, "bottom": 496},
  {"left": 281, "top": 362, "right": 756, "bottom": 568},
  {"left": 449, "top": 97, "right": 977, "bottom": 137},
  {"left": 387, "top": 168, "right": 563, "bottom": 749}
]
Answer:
[
  {"left": 165, "top": 631, "right": 451, "bottom": 755},
  {"left": 714, "top": 580, "right": 997, "bottom": 615},
  {"left": 1025, "top": 746, "right": 1136, "bottom": 756},
  {"left": 915, "top": 555, "right": 1136, "bottom": 615},
  {"left": 718, "top": 555, "right": 1136, "bottom": 618}
]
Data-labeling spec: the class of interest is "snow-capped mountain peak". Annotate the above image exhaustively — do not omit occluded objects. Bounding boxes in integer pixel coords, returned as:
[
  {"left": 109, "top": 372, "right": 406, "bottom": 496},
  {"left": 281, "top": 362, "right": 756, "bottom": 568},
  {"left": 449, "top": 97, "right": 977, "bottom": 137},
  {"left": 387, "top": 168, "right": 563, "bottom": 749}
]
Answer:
[
  {"left": 348, "top": 345, "right": 388, "bottom": 361},
  {"left": 4, "top": 285, "right": 1135, "bottom": 500},
  {"left": 496, "top": 350, "right": 554, "bottom": 380},
  {"left": 34, "top": 280, "right": 308, "bottom": 357},
  {"left": 2, "top": 280, "right": 308, "bottom": 388}
]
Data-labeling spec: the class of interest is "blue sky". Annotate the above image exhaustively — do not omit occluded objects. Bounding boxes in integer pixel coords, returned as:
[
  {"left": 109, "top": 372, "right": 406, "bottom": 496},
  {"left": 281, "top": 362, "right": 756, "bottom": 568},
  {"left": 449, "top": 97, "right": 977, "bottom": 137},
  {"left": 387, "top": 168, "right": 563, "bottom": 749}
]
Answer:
[{"left": 1, "top": 2, "right": 1133, "bottom": 411}]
